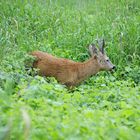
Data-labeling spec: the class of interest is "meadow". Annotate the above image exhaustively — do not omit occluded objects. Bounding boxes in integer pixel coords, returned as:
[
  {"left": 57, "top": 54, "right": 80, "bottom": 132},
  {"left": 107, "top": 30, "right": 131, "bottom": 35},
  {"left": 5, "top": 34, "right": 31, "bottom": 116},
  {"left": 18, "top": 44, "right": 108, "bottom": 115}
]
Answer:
[{"left": 0, "top": 0, "right": 140, "bottom": 139}]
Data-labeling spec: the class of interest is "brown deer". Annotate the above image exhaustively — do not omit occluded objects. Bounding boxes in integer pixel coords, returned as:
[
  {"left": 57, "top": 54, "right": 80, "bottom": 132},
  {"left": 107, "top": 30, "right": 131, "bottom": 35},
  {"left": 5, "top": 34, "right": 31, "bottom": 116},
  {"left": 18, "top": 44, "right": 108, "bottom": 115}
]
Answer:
[{"left": 31, "top": 39, "right": 115, "bottom": 87}]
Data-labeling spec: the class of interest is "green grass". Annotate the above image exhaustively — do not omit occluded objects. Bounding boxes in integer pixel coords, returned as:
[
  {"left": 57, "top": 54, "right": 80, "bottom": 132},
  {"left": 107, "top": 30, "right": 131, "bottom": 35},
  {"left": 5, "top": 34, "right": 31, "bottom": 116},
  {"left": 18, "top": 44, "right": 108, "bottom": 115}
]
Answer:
[{"left": 0, "top": 0, "right": 140, "bottom": 139}]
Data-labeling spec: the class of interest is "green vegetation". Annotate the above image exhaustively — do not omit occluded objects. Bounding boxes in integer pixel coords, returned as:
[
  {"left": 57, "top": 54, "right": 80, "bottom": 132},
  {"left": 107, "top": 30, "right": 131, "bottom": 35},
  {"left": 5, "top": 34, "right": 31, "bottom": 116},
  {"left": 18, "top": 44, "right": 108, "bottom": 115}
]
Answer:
[{"left": 0, "top": 0, "right": 140, "bottom": 139}]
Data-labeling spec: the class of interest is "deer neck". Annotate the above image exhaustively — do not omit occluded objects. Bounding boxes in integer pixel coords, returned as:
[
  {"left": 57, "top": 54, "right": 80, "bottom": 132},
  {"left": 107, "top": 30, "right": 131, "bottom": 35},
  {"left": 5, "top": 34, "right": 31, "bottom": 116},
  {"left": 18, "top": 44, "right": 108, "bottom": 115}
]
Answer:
[{"left": 77, "top": 57, "right": 101, "bottom": 81}]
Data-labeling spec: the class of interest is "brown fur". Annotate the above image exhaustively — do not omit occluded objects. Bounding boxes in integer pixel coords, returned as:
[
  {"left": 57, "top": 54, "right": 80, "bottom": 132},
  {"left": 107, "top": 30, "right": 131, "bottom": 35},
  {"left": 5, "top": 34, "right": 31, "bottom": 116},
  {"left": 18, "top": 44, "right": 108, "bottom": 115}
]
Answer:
[
  {"left": 31, "top": 51, "right": 101, "bottom": 87},
  {"left": 30, "top": 41, "right": 116, "bottom": 87}
]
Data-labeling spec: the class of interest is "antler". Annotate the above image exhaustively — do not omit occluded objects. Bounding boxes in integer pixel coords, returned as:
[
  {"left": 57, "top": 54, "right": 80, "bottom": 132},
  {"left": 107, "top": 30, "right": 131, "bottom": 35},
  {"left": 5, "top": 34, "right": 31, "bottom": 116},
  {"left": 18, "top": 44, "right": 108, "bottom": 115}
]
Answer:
[{"left": 97, "top": 38, "right": 105, "bottom": 54}]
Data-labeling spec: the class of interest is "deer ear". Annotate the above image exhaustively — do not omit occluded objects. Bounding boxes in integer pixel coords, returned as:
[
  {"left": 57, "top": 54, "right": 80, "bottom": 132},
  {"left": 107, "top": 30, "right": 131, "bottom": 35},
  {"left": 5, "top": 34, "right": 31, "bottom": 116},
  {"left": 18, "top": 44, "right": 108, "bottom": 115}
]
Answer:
[{"left": 88, "top": 44, "right": 98, "bottom": 56}]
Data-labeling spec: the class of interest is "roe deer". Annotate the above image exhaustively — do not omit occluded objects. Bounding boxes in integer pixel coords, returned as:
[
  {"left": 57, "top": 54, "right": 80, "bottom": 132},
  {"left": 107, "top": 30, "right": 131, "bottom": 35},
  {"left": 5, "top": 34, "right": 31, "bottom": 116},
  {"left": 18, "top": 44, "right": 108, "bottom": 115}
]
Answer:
[{"left": 31, "top": 39, "right": 115, "bottom": 87}]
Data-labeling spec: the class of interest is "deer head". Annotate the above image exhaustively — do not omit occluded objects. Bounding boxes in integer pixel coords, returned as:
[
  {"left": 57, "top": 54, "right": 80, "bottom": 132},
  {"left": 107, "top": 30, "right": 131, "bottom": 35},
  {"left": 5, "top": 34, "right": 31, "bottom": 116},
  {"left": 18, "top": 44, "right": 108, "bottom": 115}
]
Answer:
[{"left": 89, "top": 39, "right": 115, "bottom": 71}]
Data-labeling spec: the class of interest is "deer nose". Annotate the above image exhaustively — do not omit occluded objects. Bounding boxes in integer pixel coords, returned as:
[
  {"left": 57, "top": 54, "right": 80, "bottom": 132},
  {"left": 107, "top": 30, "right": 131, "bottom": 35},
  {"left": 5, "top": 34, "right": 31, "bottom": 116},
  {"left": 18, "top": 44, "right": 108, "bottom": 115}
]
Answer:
[{"left": 112, "top": 66, "right": 116, "bottom": 70}]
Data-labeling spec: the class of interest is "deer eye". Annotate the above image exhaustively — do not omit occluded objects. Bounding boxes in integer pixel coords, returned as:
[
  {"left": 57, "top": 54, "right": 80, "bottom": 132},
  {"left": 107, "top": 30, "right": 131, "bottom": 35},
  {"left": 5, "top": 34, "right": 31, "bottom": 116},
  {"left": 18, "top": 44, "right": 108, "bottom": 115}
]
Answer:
[{"left": 106, "top": 59, "right": 109, "bottom": 62}]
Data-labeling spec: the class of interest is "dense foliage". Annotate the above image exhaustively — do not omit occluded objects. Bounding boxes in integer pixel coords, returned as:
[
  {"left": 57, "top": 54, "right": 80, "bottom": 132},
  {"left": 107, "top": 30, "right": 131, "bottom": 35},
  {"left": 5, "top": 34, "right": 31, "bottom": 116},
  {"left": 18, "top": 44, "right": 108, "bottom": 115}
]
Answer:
[{"left": 0, "top": 0, "right": 140, "bottom": 139}]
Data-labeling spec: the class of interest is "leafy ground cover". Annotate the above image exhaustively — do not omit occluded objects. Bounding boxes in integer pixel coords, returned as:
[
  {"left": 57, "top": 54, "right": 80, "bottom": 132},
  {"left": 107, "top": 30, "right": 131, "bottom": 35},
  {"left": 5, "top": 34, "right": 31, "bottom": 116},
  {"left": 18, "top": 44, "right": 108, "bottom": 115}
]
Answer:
[{"left": 0, "top": 0, "right": 140, "bottom": 139}]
